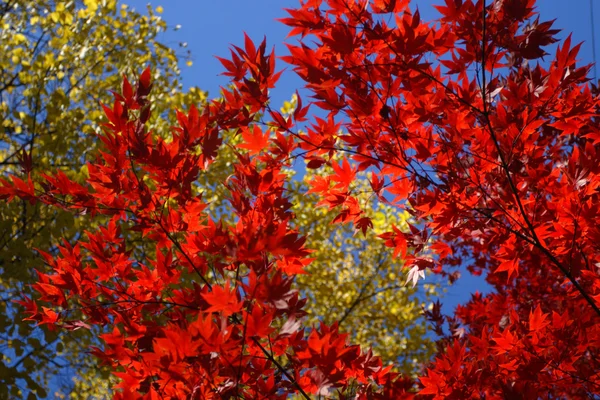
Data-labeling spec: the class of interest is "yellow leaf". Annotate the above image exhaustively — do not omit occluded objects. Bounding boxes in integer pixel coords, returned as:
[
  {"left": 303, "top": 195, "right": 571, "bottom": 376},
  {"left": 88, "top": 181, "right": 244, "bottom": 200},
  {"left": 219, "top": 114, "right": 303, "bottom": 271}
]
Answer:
[
  {"left": 14, "top": 33, "right": 27, "bottom": 43},
  {"left": 83, "top": 0, "right": 99, "bottom": 13},
  {"left": 156, "top": 5, "right": 164, "bottom": 13},
  {"left": 64, "top": 12, "right": 74, "bottom": 25},
  {"left": 186, "top": 60, "right": 193, "bottom": 67}
]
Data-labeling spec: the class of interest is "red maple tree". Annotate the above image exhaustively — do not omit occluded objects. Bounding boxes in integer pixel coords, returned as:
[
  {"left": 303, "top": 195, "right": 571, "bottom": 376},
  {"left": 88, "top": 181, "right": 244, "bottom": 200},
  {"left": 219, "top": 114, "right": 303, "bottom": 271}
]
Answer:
[{"left": 2, "top": 0, "right": 600, "bottom": 398}]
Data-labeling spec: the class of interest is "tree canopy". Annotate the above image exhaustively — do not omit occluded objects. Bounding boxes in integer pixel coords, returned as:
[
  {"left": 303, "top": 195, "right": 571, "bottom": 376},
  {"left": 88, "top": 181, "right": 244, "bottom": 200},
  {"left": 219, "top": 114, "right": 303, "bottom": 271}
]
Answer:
[
  {"left": 0, "top": 1, "right": 439, "bottom": 398},
  {"left": 2, "top": 0, "right": 600, "bottom": 398}
]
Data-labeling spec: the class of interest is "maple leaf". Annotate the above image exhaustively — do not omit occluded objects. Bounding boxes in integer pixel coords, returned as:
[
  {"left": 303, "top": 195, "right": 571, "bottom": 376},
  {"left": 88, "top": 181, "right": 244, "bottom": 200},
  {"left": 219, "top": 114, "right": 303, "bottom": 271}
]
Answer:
[
  {"left": 354, "top": 216, "right": 373, "bottom": 236},
  {"left": 245, "top": 306, "right": 274, "bottom": 338},
  {"left": 496, "top": 258, "right": 519, "bottom": 279},
  {"left": 528, "top": 304, "right": 550, "bottom": 332},
  {"left": 492, "top": 330, "right": 517, "bottom": 354},
  {"left": 419, "top": 369, "right": 447, "bottom": 396},
  {"left": 379, "top": 224, "right": 408, "bottom": 259},
  {"left": 202, "top": 281, "right": 243, "bottom": 317},
  {"left": 405, "top": 265, "right": 425, "bottom": 288},
  {"left": 279, "top": 316, "right": 302, "bottom": 337},
  {"left": 15, "top": 295, "right": 39, "bottom": 322},
  {"left": 32, "top": 283, "right": 67, "bottom": 307},
  {"left": 238, "top": 125, "right": 270, "bottom": 155},
  {"left": 40, "top": 307, "right": 60, "bottom": 326},
  {"left": 331, "top": 158, "right": 356, "bottom": 191},
  {"left": 62, "top": 320, "right": 92, "bottom": 331}
]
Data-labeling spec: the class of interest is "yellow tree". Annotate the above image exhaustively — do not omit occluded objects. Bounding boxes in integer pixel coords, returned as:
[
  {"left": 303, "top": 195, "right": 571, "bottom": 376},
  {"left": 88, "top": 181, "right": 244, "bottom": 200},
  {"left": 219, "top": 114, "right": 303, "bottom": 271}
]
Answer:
[
  {"left": 292, "top": 166, "right": 439, "bottom": 373},
  {"left": 0, "top": 1, "right": 205, "bottom": 398}
]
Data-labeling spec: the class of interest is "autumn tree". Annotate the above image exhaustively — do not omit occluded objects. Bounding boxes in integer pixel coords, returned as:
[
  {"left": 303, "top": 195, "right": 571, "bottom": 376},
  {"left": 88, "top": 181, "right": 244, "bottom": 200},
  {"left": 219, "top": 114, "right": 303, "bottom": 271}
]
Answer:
[
  {"left": 0, "top": 1, "right": 441, "bottom": 398},
  {"left": 2, "top": 62, "right": 417, "bottom": 398},
  {"left": 278, "top": 0, "right": 600, "bottom": 397},
  {"left": 3, "top": 0, "right": 600, "bottom": 398},
  {"left": 0, "top": 1, "right": 205, "bottom": 398}
]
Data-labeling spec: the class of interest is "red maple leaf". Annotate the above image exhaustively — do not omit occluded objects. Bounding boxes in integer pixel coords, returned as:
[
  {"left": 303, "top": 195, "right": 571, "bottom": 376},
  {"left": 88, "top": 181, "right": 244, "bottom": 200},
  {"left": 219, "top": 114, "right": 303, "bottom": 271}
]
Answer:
[
  {"left": 202, "top": 281, "right": 243, "bottom": 317},
  {"left": 238, "top": 125, "right": 270, "bottom": 155}
]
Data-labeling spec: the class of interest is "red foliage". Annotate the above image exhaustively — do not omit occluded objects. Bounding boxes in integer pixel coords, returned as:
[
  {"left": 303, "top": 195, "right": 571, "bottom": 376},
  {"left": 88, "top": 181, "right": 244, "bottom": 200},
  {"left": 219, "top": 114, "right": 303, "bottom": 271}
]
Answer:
[
  {"left": 278, "top": 0, "right": 600, "bottom": 397},
  {"left": 3, "top": 0, "right": 600, "bottom": 398}
]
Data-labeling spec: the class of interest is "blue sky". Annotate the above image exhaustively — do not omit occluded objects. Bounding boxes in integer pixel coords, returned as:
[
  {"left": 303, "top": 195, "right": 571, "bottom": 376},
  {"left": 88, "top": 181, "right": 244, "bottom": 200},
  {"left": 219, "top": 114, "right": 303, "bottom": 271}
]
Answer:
[
  {"left": 126, "top": 1, "right": 600, "bottom": 102},
  {"left": 123, "top": 0, "right": 600, "bottom": 314}
]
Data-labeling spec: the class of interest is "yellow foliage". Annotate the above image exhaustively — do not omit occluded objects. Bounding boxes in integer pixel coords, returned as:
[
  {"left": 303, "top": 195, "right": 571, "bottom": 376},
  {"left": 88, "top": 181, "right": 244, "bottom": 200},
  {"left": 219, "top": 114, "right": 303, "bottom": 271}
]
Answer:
[
  {"left": 291, "top": 166, "right": 438, "bottom": 372},
  {"left": 0, "top": 1, "right": 206, "bottom": 398}
]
